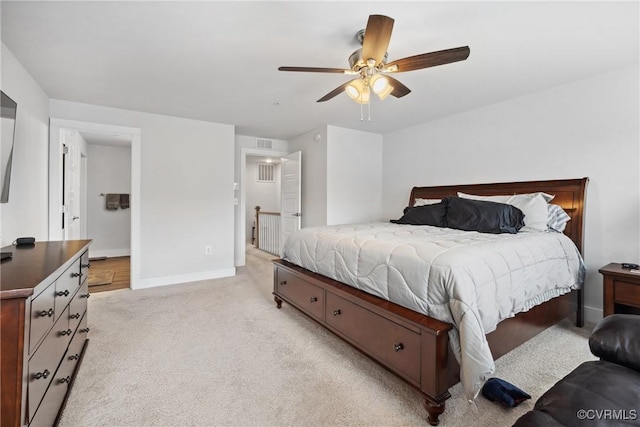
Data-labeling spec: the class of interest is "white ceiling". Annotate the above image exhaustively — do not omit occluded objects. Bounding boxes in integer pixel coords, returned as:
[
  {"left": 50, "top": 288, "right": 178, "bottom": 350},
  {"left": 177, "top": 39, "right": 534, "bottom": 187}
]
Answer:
[{"left": 2, "top": 1, "right": 638, "bottom": 140}]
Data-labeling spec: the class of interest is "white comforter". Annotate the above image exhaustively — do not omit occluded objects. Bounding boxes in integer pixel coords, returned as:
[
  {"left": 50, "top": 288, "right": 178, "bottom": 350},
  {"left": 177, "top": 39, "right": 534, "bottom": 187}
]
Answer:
[{"left": 282, "top": 223, "right": 585, "bottom": 400}]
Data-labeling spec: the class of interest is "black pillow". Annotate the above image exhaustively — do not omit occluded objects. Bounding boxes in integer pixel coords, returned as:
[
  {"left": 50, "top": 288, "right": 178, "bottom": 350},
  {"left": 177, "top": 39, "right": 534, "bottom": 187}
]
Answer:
[
  {"left": 444, "top": 196, "right": 525, "bottom": 234},
  {"left": 390, "top": 202, "right": 447, "bottom": 227}
]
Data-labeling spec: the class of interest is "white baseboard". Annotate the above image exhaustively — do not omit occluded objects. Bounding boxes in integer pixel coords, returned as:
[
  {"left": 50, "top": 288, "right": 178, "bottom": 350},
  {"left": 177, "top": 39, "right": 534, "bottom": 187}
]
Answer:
[
  {"left": 133, "top": 268, "right": 236, "bottom": 290},
  {"left": 89, "top": 248, "right": 131, "bottom": 259},
  {"left": 583, "top": 304, "right": 603, "bottom": 326}
]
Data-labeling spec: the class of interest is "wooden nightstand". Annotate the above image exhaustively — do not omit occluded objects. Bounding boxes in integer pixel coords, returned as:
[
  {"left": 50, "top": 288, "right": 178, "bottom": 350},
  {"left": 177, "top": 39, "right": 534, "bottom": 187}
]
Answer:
[{"left": 599, "top": 263, "right": 640, "bottom": 316}]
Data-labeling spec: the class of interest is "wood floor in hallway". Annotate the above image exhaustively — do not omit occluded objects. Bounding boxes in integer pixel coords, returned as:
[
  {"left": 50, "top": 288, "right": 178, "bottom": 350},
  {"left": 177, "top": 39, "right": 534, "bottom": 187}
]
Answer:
[{"left": 88, "top": 256, "right": 130, "bottom": 293}]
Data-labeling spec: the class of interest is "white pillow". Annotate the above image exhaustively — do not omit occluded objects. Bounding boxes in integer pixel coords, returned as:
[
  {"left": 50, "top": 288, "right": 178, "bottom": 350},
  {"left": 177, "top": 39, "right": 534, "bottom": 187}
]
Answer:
[
  {"left": 413, "top": 198, "right": 442, "bottom": 207},
  {"left": 457, "top": 192, "right": 551, "bottom": 232}
]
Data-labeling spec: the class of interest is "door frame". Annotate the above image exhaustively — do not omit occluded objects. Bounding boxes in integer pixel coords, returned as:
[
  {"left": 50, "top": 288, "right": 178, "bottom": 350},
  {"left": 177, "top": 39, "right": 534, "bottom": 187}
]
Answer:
[
  {"left": 49, "top": 118, "right": 142, "bottom": 288},
  {"left": 236, "top": 147, "right": 288, "bottom": 266}
]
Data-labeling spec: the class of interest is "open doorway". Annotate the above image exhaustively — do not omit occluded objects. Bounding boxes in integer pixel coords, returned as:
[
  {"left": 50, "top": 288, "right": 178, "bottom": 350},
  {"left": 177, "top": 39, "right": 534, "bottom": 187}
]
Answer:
[
  {"left": 245, "top": 155, "right": 281, "bottom": 256},
  {"left": 49, "top": 118, "right": 141, "bottom": 290}
]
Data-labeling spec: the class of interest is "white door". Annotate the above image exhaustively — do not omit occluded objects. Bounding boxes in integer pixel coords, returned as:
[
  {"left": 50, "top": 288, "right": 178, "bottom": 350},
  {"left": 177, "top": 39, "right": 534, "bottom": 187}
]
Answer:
[
  {"left": 63, "top": 131, "right": 81, "bottom": 240},
  {"left": 280, "top": 151, "right": 301, "bottom": 255}
]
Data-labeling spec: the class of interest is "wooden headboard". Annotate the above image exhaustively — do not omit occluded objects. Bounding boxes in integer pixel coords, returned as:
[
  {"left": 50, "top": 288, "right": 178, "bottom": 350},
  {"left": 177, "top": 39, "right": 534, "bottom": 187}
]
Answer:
[{"left": 409, "top": 178, "right": 588, "bottom": 254}]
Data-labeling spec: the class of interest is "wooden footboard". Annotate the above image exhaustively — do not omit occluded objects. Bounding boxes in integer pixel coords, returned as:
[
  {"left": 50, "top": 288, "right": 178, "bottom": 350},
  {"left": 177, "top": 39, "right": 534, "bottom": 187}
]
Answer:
[{"left": 273, "top": 259, "right": 455, "bottom": 425}]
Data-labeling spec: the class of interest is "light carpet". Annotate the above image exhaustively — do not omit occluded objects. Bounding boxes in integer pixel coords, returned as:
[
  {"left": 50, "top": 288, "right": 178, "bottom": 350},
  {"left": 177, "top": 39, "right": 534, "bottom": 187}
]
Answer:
[{"left": 59, "top": 248, "right": 596, "bottom": 427}]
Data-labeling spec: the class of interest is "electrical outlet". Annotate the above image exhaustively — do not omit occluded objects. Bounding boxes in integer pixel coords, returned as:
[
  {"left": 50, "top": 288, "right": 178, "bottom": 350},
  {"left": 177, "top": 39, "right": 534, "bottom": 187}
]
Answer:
[{"left": 205, "top": 245, "right": 213, "bottom": 255}]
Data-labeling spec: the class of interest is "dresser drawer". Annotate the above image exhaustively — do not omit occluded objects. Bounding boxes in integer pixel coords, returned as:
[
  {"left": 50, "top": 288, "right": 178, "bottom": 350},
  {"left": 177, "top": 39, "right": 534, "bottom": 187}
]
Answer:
[
  {"left": 325, "top": 292, "right": 421, "bottom": 384},
  {"left": 80, "top": 251, "right": 90, "bottom": 286},
  {"left": 27, "top": 307, "right": 71, "bottom": 422},
  {"left": 54, "top": 258, "right": 82, "bottom": 318},
  {"left": 69, "top": 281, "right": 89, "bottom": 331},
  {"left": 29, "top": 282, "right": 56, "bottom": 354},
  {"left": 614, "top": 280, "right": 640, "bottom": 307},
  {"left": 276, "top": 269, "right": 324, "bottom": 321}
]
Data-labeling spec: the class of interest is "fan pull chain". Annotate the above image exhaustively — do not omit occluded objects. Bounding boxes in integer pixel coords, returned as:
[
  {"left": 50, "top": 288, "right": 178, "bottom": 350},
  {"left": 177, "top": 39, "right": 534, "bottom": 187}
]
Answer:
[
  {"left": 367, "top": 102, "right": 371, "bottom": 122},
  {"left": 360, "top": 103, "right": 364, "bottom": 121}
]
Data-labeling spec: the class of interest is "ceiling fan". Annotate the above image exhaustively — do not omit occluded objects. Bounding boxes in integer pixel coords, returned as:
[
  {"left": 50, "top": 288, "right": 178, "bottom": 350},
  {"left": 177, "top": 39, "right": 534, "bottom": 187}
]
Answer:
[{"left": 278, "top": 14, "right": 470, "bottom": 105}]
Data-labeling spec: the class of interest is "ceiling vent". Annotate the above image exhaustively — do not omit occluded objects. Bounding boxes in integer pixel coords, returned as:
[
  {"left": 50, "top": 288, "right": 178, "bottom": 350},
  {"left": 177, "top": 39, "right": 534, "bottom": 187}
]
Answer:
[{"left": 257, "top": 138, "right": 273, "bottom": 149}]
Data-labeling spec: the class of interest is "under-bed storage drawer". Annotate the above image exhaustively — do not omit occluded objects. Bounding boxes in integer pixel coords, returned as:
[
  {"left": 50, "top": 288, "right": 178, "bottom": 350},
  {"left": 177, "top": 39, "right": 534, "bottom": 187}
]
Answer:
[
  {"left": 275, "top": 269, "right": 324, "bottom": 321},
  {"left": 325, "top": 292, "right": 421, "bottom": 384}
]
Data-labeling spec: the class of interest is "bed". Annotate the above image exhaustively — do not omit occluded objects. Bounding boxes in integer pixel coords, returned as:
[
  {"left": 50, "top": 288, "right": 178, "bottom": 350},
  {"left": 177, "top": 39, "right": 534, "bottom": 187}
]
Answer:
[{"left": 272, "top": 178, "right": 587, "bottom": 425}]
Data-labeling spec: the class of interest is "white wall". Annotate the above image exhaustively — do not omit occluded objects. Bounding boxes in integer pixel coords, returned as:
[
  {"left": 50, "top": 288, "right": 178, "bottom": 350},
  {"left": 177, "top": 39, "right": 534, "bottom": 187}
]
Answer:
[
  {"left": 382, "top": 65, "right": 640, "bottom": 322},
  {"left": 87, "top": 143, "right": 131, "bottom": 257},
  {"left": 288, "top": 127, "right": 328, "bottom": 228},
  {"left": 289, "top": 125, "right": 384, "bottom": 228},
  {"left": 245, "top": 159, "right": 281, "bottom": 243},
  {"left": 326, "top": 125, "right": 383, "bottom": 225},
  {"left": 0, "top": 43, "right": 50, "bottom": 246},
  {"left": 50, "top": 99, "right": 236, "bottom": 288}
]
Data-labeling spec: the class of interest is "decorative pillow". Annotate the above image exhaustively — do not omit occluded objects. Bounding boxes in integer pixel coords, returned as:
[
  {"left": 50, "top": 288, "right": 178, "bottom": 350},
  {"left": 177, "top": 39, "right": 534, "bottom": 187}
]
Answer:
[
  {"left": 482, "top": 377, "right": 531, "bottom": 407},
  {"left": 445, "top": 196, "right": 525, "bottom": 234},
  {"left": 413, "top": 198, "right": 442, "bottom": 207},
  {"left": 547, "top": 204, "right": 571, "bottom": 233},
  {"left": 458, "top": 191, "right": 555, "bottom": 203},
  {"left": 458, "top": 192, "right": 552, "bottom": 232},
  {"left": 390, "top": 203, "right": 447, "bottom": 227}
]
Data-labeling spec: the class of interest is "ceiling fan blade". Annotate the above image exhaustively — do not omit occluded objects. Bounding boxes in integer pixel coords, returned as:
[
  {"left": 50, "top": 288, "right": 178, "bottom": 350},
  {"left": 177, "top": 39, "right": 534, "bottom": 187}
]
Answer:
[
  {"left": 385, "top": 46, "right": 470, "bottom": 73},
  {"left": 317, "top": 80, "right": 354, "bottom": 102},
  {"left": 386, "top": 76, "right": 411, "bottom": 98},
  {"left": 361, "top": 15, "right": 394, "bottom": 66},
  {"left": 278, "top": 66, "right": 351, "bottom": 74}
]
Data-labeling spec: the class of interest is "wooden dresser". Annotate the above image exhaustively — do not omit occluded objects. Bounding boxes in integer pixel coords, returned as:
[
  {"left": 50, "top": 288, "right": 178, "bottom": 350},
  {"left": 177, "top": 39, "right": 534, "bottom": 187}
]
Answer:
[{"left": 1, "top": 240, "right": 91, "bottom": 427}]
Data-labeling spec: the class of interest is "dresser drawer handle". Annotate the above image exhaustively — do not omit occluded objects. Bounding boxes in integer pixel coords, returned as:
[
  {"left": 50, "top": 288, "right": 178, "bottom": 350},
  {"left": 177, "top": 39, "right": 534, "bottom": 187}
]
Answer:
[
  {"left": 33, "top": 369, "right": 50, "bottom": 380},
  {"left": 56, "top": 289, "right": 70, "bottom": 297},
  {"left": 82, "top": 263, "right": 91, "bottom": 268},
  {"left": 39, "top": 308, "right": 54, "bottom": 317},
  {"left": 310, "top": 297, "right": 318, "bottom": 303},
  {"left": 71, "top": 272, "right": 82, "bottom": 278},
  {"left": 333, "top": 309, "right": 341, "bottom": 316},
  {"left": 70, "top": 313, "right": 81, "bottom": 319},
  {"left": 79, "top": 328, "right": 90, "bottom": 334},
  {"left": 279, "top": 280, "right": 287, "bottom": 286},
  {"left": 393, "top": 343, "right": 404, "bottom": 352},
  {"left": 80, "top": 293, "right": 91, "bottom": 299},
  {"left": 59, "top": 376, "right": 71, "bottom": 384},
  {"left": 60, "top": 329, "right": 73, "bottom": 336},
  {"left": 69, "top": 354, "right": 80, "bottom": 361}
]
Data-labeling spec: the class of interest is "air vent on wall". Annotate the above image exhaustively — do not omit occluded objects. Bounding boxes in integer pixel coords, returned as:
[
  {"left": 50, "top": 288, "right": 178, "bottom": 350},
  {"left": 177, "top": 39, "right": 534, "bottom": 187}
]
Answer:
[
  {"left": 257, "top": 138, "right": 273, "bottom": 149},
  {"left": 257, "top": 163, "right": 275, "bottom": 183}
]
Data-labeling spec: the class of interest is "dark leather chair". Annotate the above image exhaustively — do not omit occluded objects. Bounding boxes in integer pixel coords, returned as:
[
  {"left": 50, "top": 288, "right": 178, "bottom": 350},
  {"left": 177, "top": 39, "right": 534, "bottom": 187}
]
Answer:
[{"left": 513, "top": 314, "right": 640, "bottom": 426}]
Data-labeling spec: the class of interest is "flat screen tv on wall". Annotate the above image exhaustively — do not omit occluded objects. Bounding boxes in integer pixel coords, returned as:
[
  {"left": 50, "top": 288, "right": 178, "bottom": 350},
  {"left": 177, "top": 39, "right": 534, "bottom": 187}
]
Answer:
[{"left": 1, "top": 91, "right": 17, "bottom": 203}]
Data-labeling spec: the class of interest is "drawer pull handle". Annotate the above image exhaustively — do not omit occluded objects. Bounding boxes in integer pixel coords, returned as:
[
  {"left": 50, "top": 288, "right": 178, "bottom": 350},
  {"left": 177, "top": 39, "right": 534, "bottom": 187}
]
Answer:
[
  {"left": 69, "top": 354, "right": 80, "bottom": 361},
  {"left": 333, "top": 309, "right": 341, "bottom": 316},
  {"left": 310, "top": 297, "right": 318, "bottom": 303},
  {"left": 71, "top": 272, "right": 82, "bottom": 278},
  {"left": 34, "top": 369, "right": 50, "bottom": 380},
  {"left": 70, "top": 313, "right": 81, "bottom": 319},
  {"left": 60, "top": 329, "right": 73, "bottom": 336},
  {"left": 59, "top": 376, "right": 71, "bottom": 384},
  {"left": 82, "top": 263, "right": 91, "bottom": 268},
  {"left": 393, "top": 343, "right": 404, "bottom": 352},
  {"left": 79, "top": 328, "right": 90, "bottom": 334},
  {"left": 279, "top": 280, "right": 287, "bottom": 286},
  {"left": 39, "top": 308, "right": 54, "bottom": 317},
  {"left": 80, "top": 293, "right": 91, "bottom": 299},
  {"left": 56, "top": 289, "right": 70, "bottom": 297}
]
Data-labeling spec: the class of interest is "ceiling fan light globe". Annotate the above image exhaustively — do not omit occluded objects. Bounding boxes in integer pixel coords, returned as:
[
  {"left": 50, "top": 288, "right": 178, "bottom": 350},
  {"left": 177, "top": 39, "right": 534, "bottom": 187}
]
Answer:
[
  {"left": 345, "top": 85, "right": 359, "bottom": 99},
  {"left": 356, "top": 86, "right": 370, "bottom": 104},
  {"left": 370, "top": 74, "right": 390, "bottom": 94},
  {"left": 376, "top": 85, "right": 394, "bottom": 101}
]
